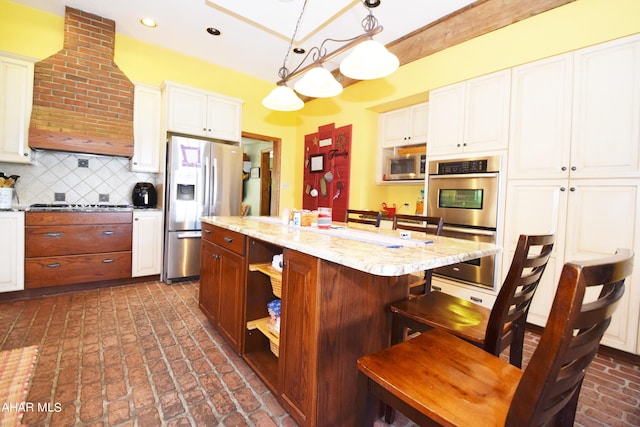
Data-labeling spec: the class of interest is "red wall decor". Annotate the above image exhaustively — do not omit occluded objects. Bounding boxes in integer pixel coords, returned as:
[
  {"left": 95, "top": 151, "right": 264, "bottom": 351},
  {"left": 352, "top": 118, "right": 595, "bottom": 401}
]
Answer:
[{"left": 302, "top": 123, "right": 352, "bottom": 222}]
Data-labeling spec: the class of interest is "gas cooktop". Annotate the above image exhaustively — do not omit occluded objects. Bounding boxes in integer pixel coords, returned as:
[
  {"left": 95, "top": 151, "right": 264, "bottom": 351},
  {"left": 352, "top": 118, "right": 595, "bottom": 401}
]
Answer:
[{"left": 28, "top": 203, "right": 133, "bottom": 212}]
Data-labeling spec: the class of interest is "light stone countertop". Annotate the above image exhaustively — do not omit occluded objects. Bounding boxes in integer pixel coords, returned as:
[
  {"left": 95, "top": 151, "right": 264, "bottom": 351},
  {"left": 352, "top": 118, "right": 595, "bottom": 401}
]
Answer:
[{"left": 201, "top": 216, "right": 501, "bottom": 277}]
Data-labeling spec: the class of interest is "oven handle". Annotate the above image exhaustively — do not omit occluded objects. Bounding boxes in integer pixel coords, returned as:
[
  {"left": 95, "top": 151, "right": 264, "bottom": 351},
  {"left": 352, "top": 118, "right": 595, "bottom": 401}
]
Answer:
[
  {"left": 442, "top": 225, "right": 497, "bottom": 237},
  {"left": 429, "top": 172, "right": 499, "bottom": 179}
]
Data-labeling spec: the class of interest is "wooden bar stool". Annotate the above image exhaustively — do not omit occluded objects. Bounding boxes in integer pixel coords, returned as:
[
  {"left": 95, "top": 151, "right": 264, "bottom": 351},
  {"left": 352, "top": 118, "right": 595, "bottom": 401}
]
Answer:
[
  {"left": 391, "top": 233, "right": 555, "bottom": 367},
  {"left": 392, "top": 214, "right": 443, "bottom": 296},
  {"left": 345, "top": 209, "right": 382, "bottom": 228},
  {"left": 358, "top": 248, "right": 634, "bottom": 426}
]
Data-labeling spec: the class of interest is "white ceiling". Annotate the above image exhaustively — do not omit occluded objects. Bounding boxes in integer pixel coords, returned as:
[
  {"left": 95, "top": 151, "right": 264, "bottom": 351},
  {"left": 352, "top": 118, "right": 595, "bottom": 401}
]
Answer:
[{"left": 8, "top": 0, "right": 476, "bottom": 83}]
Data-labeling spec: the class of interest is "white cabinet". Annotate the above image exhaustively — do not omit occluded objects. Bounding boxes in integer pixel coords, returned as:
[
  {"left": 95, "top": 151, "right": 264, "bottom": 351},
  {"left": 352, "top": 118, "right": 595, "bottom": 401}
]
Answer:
[
  {"left": 377, "top": 103, "right": 428, "bottom": 183},
  {"left": 0, "top": 54, "right": 34, "bottom": 164},
  {"left": 428, "top": 70, "right": 510, "bottom": 157},
  {"left": 508, "top": 54, "right": 573, "bottom": 180},
  {"left": 131, "top": 83, "right": 162, "bottom": 173},
  {"left": 379, "top": 103, "right": 429, "bottom": 148},
  {"left": 132, "top": 210, "right": 163, "bottom": 277},
  {"left": 570, "top": 35, "right": 640, "bottom": 179},
  {"left": 0, "top": 211, "right": 24, "bottom": 292},
  {"left": 503, "top": 34, "right": 640, "bottom": 353},
  {"left": 503, "top": 179, "right": 640, "bottom": 352},
  {"left": 163, "top": 81, "right": 243, "bottom": 142},
  {"left": 509, "top": 35, "right": 640, "bottom": 180}
]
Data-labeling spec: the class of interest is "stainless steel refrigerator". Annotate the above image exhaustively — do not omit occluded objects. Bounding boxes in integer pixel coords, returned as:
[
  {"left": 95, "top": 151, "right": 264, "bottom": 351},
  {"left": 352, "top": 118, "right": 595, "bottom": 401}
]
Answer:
[{"left": 163, "top": 135, "right": 242, "bottom": 284}]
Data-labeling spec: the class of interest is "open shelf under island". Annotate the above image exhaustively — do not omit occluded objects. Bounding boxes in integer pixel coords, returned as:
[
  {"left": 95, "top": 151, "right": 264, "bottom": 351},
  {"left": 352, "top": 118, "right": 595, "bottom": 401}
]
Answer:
[{"left": 198, "top": 216, "right": 500, "bottom": 427}]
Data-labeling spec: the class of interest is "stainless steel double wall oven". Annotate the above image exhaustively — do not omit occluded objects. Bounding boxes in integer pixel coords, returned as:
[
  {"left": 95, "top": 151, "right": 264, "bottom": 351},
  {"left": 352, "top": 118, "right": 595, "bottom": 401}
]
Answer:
[{"left": 427, "top": 155, "right": 501, "bottom": 290}]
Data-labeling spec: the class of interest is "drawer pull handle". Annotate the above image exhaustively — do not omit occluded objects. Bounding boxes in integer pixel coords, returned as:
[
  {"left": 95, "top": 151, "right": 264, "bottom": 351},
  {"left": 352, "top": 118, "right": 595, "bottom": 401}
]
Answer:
[
  {"left": 102, "top": 231, "right": 115, "bottom": 235},
  {"left": 470, "top": 296, "right": 483, "bottom": 303},
  {"left": 102, "top": 259, "right": 115, "bottom": 263},
  {"left": 46, "top": 232, "right": 62, "bottom": 237},
  {"left": 204, "top": 229, "right": 212, "bottom": 234},
  {"left": 432, "top": 285, "right": 442, "bottom": 292},
  {"left": 224, "top": 237, "right": 233, "bottom": 243},
  {"left": 46, "top": 263, "right": 61, "bottom": 268}
]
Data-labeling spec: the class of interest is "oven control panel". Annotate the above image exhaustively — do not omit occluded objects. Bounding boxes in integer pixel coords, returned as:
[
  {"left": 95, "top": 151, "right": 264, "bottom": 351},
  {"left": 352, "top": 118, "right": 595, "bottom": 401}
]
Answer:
[{"left": 429, "top": 156, "right": 501, "bottom": 175}]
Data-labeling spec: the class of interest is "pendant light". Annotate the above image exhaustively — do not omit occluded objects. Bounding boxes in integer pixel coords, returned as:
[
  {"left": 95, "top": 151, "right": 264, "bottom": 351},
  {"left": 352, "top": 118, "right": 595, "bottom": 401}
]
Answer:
[{"left": 262, "top": 0, "right": 398, "bottom": 111}]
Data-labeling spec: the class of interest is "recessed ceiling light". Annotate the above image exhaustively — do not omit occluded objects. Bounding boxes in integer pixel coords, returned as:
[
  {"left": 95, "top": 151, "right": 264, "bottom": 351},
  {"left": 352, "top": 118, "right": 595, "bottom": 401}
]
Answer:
[
  {"left": 140, "top": 17, "right": 157, "bottom": 28},
  {"left": 206, "top": 27, "right": 221, "bottom": 36}
]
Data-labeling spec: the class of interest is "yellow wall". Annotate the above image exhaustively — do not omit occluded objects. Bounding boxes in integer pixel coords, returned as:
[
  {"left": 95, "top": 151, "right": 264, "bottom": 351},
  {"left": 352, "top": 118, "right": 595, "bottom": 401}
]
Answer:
[{"left": 1, "top": 0, "right": 639, "bottom": 213}]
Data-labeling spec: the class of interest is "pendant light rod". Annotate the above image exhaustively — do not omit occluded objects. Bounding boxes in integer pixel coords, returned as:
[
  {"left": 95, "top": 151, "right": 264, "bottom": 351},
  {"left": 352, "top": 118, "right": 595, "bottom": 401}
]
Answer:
[{"left": 276, "top": 25, "right": 383, "bottom": 86}]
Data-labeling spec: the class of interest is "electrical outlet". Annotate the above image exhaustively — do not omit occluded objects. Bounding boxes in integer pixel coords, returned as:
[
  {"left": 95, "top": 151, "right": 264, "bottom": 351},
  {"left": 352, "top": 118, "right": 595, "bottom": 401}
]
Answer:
[
  {"left": 99, "top": 194, "right": 109, "bottom": 202},
  {"left": 54, "top": 193, "right": 65, "bottom": 201},
  {"left": 78, "top": 159, "right": 89, "bottom": 168}
]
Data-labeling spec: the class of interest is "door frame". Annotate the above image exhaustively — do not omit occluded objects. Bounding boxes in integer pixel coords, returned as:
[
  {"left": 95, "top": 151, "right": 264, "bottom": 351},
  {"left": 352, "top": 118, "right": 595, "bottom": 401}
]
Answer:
[{"left": 242, "top": 131, "right": 281, "bottom": 216}]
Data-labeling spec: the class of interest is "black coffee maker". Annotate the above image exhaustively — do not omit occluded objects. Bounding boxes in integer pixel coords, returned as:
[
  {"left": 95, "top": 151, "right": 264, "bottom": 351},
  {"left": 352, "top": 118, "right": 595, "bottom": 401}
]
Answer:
[{"left": 132, "top": 182, "right": 157, "bottom": 208}]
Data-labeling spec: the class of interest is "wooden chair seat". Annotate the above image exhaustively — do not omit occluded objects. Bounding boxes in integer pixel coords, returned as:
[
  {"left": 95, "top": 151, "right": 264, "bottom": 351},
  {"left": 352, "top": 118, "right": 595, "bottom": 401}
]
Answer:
[
  {"left": 359, "top": 248, "right": 634, "bottom": 426},
  {"left": 391, "top": 290, "right": 490, "bottom": 345},
  {"left": 359, "top": 328, "right": 523, "bottom": 426}
]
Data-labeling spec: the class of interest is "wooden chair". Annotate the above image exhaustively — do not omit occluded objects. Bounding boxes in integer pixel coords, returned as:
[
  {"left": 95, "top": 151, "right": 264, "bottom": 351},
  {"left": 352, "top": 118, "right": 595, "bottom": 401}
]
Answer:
[
  {"left": 358, "top": 248, "right": 634, "bottom": 426},
  {"left": 392, "top": 214, "right": 444, "bottom": 295},
  {"left": 391, "top": 233, "right": 555, "bottom": 368},
  {"left": 345, "top": 209, "right": 382, "bottom": 228}
]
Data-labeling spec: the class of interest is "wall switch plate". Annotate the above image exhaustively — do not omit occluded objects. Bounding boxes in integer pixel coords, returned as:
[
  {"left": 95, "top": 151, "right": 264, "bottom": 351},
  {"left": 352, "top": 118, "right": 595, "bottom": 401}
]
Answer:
[
  {"left": 78, "top": 159, "right": 89, "bottom": 168},
  {"left": 99, "top": 194, "right": 109, "bottom": 202},
  {"left": 54, "top": 192, "right": 65, "bottom": 201}
]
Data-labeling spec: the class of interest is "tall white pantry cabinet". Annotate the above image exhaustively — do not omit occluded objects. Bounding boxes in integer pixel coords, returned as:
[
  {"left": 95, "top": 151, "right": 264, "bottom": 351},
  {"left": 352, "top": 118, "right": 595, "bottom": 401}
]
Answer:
[{"left": 504, "top": 34, "right": 640, "bottom": 353}]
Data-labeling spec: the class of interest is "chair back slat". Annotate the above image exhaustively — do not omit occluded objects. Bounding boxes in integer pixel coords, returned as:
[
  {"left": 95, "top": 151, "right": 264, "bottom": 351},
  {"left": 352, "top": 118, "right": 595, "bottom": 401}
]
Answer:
[
  {"left": 484, "top": 234, "right": 555, "bottom": 365},
  {"left": 393, "top": 214, "right": 444, "bottom": 236},
  {"left": 507, "top": 248, "right": 633, "bottom": 426},
  {"left": 345, "top": 209, "right": 382, "bottom": 227}
]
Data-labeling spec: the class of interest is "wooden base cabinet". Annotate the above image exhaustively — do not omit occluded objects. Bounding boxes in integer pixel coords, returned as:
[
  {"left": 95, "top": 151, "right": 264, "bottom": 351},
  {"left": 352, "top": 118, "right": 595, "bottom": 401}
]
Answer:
[
  {"left": 25, "top": 212, "right": 132, "bottom": 288},
  {"left": 199, "top": 223, "right": 246, "bottom": 354},
  {"left": 239, "top": 237, "right": 408, "bottom": 426}
]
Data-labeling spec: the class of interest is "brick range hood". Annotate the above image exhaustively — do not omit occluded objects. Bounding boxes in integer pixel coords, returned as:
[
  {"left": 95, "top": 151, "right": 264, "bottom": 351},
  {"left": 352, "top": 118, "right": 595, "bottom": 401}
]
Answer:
[{"left": 29, "top": 7, "right": 134, "bottom": 157}]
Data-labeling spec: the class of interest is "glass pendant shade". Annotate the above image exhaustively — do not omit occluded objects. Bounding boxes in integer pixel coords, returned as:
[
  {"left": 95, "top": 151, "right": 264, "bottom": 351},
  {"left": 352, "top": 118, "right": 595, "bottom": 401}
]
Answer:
[
  {"left": 261, "top": 85, "right": 304, "bottom": 111},
  {"left": 293, "top": 66, "right": 343, "bottom": 98},
  {"left": 339, "top": 39, "right": 399, "bottom": 80}
]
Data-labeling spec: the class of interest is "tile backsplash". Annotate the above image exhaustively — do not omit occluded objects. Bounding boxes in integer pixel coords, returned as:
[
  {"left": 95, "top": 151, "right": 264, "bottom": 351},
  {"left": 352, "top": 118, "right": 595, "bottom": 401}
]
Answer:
[{"left": 0, "top": 150, "right": 159, "bottom": 207}]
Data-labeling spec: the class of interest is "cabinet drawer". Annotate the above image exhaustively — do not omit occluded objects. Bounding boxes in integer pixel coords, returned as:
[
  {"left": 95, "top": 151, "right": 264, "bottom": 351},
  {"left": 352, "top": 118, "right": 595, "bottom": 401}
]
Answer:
[
  {"left": 25, "top": 252, "right": 132, "bottom": 288},
  {"left": 25, "top": 224, "right": 132, "bottom": 257},
  {"left": 202, "top": 223, "right": 245, "bottom": 255},
  {"left": 26, "top": 211, "right": 132, "bottom": 226}
]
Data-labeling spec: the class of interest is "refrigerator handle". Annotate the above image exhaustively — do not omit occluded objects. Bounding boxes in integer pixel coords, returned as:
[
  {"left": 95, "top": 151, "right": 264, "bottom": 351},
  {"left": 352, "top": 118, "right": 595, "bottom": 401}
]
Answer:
[
  {"left": 203, "top": 156, "right": 211, "bottom": 216},
  {"left": 211, "top": 157, "right": 217, "bottom": 215}
]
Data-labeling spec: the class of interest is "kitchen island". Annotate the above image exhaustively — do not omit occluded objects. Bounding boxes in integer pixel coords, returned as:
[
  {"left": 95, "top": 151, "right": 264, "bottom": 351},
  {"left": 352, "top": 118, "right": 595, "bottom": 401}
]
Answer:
[{"left": 199, "top": 216, "right": 499, "bottom": 426}]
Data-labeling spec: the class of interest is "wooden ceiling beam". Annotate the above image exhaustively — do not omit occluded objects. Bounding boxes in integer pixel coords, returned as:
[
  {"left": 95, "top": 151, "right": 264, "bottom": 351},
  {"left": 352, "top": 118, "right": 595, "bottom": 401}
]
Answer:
[{"left": 333, "top": 0, "right": 576, "bottom": 90}]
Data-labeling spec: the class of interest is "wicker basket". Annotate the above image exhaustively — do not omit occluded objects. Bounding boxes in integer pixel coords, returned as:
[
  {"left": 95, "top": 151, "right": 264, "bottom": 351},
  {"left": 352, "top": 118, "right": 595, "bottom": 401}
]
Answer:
[
  {"left": 270, "top": 341, "right": 279, "bottom": 357},
  {"left": 270, "top": 276, "right": 282, "bottom": 298}
]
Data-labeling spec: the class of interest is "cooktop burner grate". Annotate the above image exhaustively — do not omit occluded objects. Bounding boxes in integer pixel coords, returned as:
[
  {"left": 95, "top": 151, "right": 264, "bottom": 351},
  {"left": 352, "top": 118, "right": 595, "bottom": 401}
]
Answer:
[{"left": 28, "top": 203, "right": 133, "bottom": 212}]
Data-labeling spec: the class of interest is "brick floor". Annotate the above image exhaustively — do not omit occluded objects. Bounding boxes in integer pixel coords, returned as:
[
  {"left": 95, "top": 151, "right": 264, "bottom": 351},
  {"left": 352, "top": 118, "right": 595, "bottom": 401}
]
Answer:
[{"left": 0, "top": 280, "right": 638, "bottom": 426}]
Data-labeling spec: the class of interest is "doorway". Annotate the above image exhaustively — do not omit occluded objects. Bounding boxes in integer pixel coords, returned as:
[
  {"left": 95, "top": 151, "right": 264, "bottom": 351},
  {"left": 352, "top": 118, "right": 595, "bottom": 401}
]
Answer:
[{"left": 241, "top": 132, "right": 281, "bottom": 217}]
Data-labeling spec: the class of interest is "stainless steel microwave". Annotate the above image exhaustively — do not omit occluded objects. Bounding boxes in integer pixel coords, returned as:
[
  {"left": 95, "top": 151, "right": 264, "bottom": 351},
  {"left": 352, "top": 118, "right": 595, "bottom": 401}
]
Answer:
[{"left": 385, "top": 153, "right": 426, "bottom": 180}]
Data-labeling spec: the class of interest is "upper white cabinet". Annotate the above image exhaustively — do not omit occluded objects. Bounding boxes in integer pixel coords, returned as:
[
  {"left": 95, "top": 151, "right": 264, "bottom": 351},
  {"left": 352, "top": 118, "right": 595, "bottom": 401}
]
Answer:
[
  {"left": 132, "top": 210, "right": 163, "bottom": 277},
  {"left": 570, "top": 36, "right": 640, "bottom": 179},
  {"left": 428, "top": 70, "right": 511, "bottom": 157},
  {"left": 508, "top": 54, "right": 573, "bottom": 180},
  {"left": 379, "top": 102, "right": 429, "bottom": 148},
  {"left": 0, "top": 54, "right": 34, "bottom": 164},
  {"left": 131, "top": 83, "right": 162, "bottom": 173},
  {"left": 163, "top": 81, "right": 243, "bottom": 142},
  {"left": 0, "top": 211, "right": 24, "bottom": 293}
]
